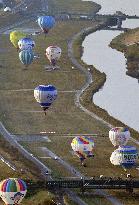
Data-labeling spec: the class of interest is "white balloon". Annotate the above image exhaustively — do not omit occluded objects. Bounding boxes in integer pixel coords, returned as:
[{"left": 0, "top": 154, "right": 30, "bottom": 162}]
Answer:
[
  {"left": 45, "top": 46, "right": 61, "bottom": 66},
  {"left": 110, "top": 146, "right": 138, "bottom": 169},
  {"left": 0, "top": 191, "right": 26, "bottom": 205},
  {"left": 4, "top": 7, "right": 12, "bottom": 12},
  {"left": 34, "top": 85, "right": 57, "bottom": 110},
  {"left": 109, "top": 127, "right": 130, "bottom": 147}
]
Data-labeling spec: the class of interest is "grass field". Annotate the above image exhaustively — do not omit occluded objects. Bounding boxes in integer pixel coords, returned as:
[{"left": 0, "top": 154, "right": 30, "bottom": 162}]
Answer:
[
  {"left": 110, "top": 27, "right": 139, "bottom": 79},
  {"left": 0, "top": 20, "right": 108, "bottom": 135},
  {"left": 0, "top": 1, "right": 106, "bottom": 204},
  {"left": 47, "top": 0, "right": 100, "bottom": 14},
  {"left": 1, "top": 20, "right": 138, "bottom": 205}
]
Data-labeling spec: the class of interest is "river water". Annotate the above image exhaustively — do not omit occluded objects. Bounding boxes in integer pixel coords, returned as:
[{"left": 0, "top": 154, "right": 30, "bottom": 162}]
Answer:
[{"left": 82, "top": 0, "right": 139, "bottom": 132}]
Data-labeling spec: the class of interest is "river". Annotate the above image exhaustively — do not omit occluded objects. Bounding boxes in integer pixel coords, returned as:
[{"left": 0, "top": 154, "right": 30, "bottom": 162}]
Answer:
[{"left": 82, "top": 0, "right": 139, "bottom": 132}]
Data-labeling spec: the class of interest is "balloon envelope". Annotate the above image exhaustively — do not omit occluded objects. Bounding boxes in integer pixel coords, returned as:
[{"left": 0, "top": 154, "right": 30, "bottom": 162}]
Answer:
[
  {"left": 109, "top": 127, "right": 130, "bottom": 147},
  {"left": 71, "top": 136, "right": 94, "bottom": 160},
  {"left": 34, "top": 85, "right": 58, "bottom": 110},
  {"left": 45, "top": 46, "right": 62, "bottom": 66},
  {"left": 110, "top": 146, "right": 138, "bottom": 169},
  {"left": 0, "top": 178, "right": 27, "bottom": 205},
  {"left": 18, "top": 37, "right": 35, "bottom": 51},
  {"left": 37, "top": 16, "right": 55, "bottom": 33},
  {"left": 19, "top": 50, "right": 34, "bottom": 66},
  {"left": 10, "top": 31, "right": 27, "bottom": 49}
]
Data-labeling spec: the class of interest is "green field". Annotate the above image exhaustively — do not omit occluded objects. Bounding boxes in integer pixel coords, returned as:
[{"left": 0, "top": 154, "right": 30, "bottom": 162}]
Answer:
[{"left": 1, "top": 19, "right": 139, "bottom": 205}]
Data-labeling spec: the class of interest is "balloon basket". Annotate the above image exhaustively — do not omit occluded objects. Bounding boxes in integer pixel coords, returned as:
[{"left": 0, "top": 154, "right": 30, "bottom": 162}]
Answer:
[
  {"left": 32, "top": 31, "right": 42, "bottom": 36},
  {"left": 45, "top": 65, "right": 60, "bottom": 71},
  {"left": 22, "top": 68, "right": 28, "bottom": 71},
  {"left": 34, "top": 54, "right": 40, "bottom": 59}
]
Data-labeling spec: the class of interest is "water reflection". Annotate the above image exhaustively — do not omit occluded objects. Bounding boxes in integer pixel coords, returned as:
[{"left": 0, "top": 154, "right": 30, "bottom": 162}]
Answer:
[
  {"left": 82, "top": 30, "right": 139, "bottom": 132},
  {"left": 81, "top": 0, "right": 139, "bottom": 131}
]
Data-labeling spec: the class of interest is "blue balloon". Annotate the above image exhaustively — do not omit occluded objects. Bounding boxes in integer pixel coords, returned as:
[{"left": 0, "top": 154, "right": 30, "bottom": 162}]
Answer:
[
  {"left": 110, "top": 145, "right": 138, "bottom": 169},
  {"left": 37, "top": 16, "right": 55, "bottom": 33},
  {"left": 34, "top": 85, "right": 58, "bottom": 113},
  {"left": 18, "top": 37, "right": 35, "bottom": 51},
  {"left": 120, "top": 146, "right": 138, "bottom": 169},
  {"left": 19, "top": 50, "right": 34, "bottom": 66}
]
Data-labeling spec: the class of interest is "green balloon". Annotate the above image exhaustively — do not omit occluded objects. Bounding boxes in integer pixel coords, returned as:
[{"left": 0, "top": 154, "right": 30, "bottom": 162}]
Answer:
[{"left": 19, "top": 50, "right": 34, "bottom": 66}]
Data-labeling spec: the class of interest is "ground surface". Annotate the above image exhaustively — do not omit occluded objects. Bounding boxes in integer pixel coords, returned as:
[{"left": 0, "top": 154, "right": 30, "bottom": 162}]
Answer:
[{"left": 110, "top": 27, "right": 139, "bottom": 79}]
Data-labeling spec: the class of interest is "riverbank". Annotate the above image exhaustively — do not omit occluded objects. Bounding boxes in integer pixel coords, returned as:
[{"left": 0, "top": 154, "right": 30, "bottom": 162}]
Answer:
[
  {"left": 73, "top": 24, "right": 139, "bottom": 140},
  {"left": 110, "top": 27, "right": 139, "bottom": 79},
  {"left": 47, "top": 0, "right": 101, "bottom": 14}
]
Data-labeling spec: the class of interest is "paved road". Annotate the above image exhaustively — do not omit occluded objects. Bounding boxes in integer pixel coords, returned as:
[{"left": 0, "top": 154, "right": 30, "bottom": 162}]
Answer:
[
  {"left": 67, "top": 25, "right": 113, "bottom": 129},
  {"left": 67, "top": 24, "right": 125, "bottom": 205},
  {"left": 40, "top": 147, "right": 84, "bottom": 178},
  {"left": 0, "top": 122, "right": 89, "bottom": 205},
  {"left": 0, "top": 2, "right": 89, "bottom": 202},
  {"left": 13, "top": 135, "right": 51, "bottom": 142},
  {"left": 0, "top": 154, "right": 16, "bottom": 171},
  {"left": 40, "top": 147, "right": 123, "bottom": 205},
  {"left": 0, "top": 122, "right": 52, "bottom": 179}
]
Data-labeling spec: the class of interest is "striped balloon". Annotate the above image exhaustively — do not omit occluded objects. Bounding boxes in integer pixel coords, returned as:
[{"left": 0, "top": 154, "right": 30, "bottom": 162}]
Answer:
[
  {"left": 110, "top": 146, "right": 138, "bottom": 169},
  {"left": 19, "top": 50, "right": 34, "bottom": 66},
  {"left": 37, "top": 16, "right": 55, "bottom": 33},
  {"left": 71, "top": 136, "right": 94, "bottom": 160},
  {"left": 0, "top": 178, "right": 27, "bottom": 205},
  {"left": 34, "top": 85, "right": 57, "bottom": 113}
]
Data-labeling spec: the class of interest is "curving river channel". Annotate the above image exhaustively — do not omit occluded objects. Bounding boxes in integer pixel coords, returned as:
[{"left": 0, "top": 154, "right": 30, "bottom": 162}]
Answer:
[{"left": 82, "top": 0, "right": 139, "bottom": 132}]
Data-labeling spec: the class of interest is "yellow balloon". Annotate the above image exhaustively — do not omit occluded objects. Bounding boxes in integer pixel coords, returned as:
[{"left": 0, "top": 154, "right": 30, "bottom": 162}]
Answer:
[{"left": 10, "top": 31, "right": 27, "bottom": 49}]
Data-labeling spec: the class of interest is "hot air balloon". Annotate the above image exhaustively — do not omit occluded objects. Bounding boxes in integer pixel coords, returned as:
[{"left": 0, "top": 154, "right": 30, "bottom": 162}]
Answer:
[
  {"left": 37, "top": 16, "right": 55, "bottom": 34},
  {"left": 109, "top": 127, "right": 130, "bottom": 147},
  {"left": 34, "top": 85, "right": 57, "bottom": 115},
  {"left": 45, "top": 46, "right": 62, "bottom": 67},
  {"left": 0, "top": 178, "right": 27, "bottom": 205},
  {"left": 110, "top": 146, "right": 138, "bottom": 170},
  {"left": 18, "top": 37, "right": 35, "bottom": 51},
  {"left": 71, "top": 136, "right": 94, "bottom": 167},
  {"left": 10, "top": 31, "right": 27, "bottom": 50},
  {"left": 19, "top": 50, "right": 34, "bottom": 67}
]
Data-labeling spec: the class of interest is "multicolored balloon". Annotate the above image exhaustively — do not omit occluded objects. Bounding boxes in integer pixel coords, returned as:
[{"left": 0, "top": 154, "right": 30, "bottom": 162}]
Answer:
[
  {"left": 71, "top": 136, "right": 94, "bottom": 166},
  {"left": 109, "top": 127, "right": 130, "bottom": 147},
  {"left": 34, "top": 85, "right": 58, "bottom": 115},
  {"left": 19, "top": 50, "right": 34, "bottom": 67},
  {"left": 37, "top": 16, "right": 55, "bottom": 34},
  {"left": 110, "top": 146, "right": 138, "bottom": 169},
  {"left": 45, "top": 46, "right": 62, "bottom": 66},
  {"left": 0, "top": 178, "right": 27, "bottom": 205},
  {"left": 18, "top": 37, "right": 35, "bottom": 51},
  {"left": 10, "top": 31, "right": 27, "bottom": 49}
]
